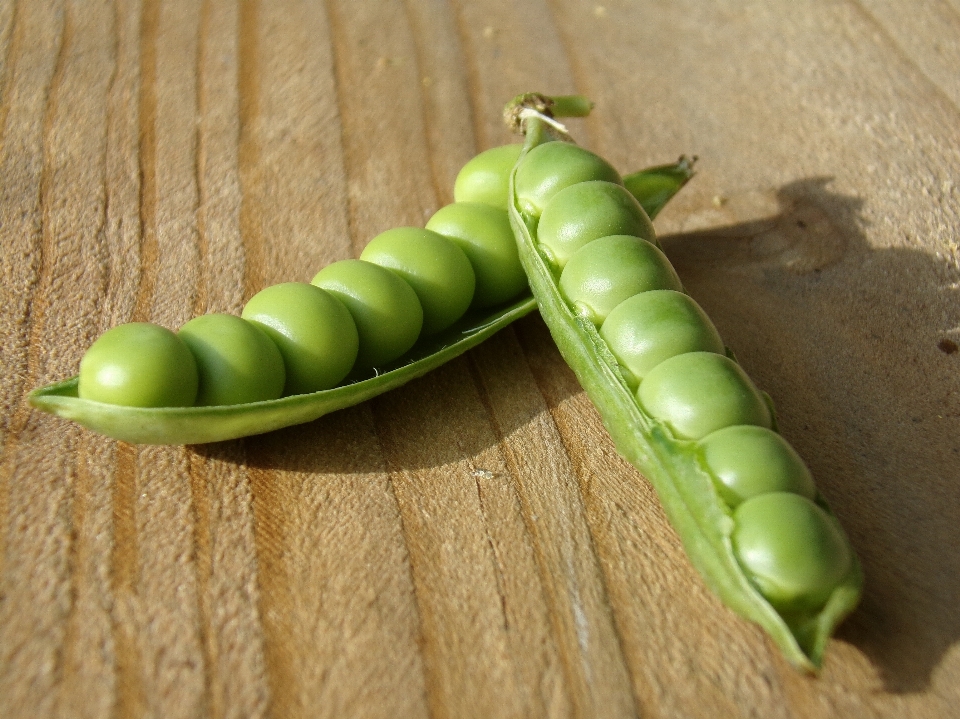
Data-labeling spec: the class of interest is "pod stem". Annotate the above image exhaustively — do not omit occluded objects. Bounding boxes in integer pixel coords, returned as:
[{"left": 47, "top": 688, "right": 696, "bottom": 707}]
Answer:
[
  {"left": 503, "top": 93, "right": 594, "bottom": 134},
  {"left": 549, "top": 94, "right": 595, "bottom": 117}
]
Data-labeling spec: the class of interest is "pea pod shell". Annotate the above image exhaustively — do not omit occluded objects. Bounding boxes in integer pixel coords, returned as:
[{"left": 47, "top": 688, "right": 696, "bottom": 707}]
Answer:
[
  {"left": 623, "top": 157, "right": 697, "bottom": 221},
  {"left": 29, "top": 298, "right": 536, "bottom": 444},
  {"left": 507, "top": 118, "right": 862, "bottom": 671}
]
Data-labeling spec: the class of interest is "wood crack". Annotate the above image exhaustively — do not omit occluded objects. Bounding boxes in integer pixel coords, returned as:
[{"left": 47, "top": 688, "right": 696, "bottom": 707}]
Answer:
[{"left": 133, "top": 0, "right": 159, "bottom": 323}]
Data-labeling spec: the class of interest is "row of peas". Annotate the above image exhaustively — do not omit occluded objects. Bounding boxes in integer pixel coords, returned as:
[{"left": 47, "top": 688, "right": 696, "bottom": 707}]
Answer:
[
  {"left": 504, "top": 137, "right": 853, "bottom": 617},
  {"left": 77, "top": 151, "right": 529, "bottom": 410}
]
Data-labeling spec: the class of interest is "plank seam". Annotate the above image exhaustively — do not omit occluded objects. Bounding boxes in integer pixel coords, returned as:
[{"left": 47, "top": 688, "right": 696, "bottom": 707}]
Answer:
[{"left": 132, "top": 0, "right": 159, "bottom": 324}]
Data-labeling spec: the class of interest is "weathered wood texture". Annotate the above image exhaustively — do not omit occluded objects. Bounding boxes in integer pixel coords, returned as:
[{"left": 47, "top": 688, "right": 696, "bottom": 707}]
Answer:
[{"left": 1, "top": 1, "right": 959, "bottom": 717}]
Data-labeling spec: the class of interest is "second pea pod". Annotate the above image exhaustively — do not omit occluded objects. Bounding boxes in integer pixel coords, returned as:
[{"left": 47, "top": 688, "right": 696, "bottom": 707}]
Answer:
[{"left": 504, "top": 100, "right": 861, "bottom": 672}]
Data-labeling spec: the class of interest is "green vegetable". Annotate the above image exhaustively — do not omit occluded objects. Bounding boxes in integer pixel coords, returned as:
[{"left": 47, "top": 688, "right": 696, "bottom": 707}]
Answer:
[
  {"left": 513, "top": 141, "right": 622, "bottom": 219},
  {"left": 312, "top": 259, "right": 423, "bottom": 369},
  {"left": 599, "top": 289, "right": 725, "bottom": 389},
  {"left": 360, "top": 227, "right": 476, "bottom": 336},
  {"left": 453, "top": 143, "right": 523, "bottom": 209},
  {"left": 504, "top": 93, "right": 861, "bottom": 671},
  {"left": 241, "top": 282, "right": 359, "bottom": 395},
  {"left": 536, "top": 180, "right": 656, "bottom": 268},
  {"left": 559, "top": 235, "right": 683, "bottom": 326},
  {"left": 637, "top": 352, "right": 772, "bottom": 440},
  {"left": 78, "top": 323, "right": 198, "bottom": 407},
  {"left": 178, "top": 313, "right": 285, "bottom": 406},
  {"left": 29, "top": 109, "right": 695, "bottom": 444},
  {"left": 425, "top": 202, "right": 528, "bottom": 308},
  {"left": 733, "top": 493, "right": 853, "bottom": 613},
  {"left": 700, "top": 425, "right": 816, "bottom": 507}
]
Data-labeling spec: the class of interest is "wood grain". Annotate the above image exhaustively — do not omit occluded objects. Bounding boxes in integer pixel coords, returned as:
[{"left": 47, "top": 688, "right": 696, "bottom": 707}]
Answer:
[{"left": 1, "top": 1, "right": 959, "bottom": 717}]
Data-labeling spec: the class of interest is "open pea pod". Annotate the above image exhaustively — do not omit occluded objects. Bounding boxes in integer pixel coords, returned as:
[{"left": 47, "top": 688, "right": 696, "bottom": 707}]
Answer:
[
  {"left": 28, "top": 155, "right": 693, "bottom": 445},
  {"left": 29, "top": 299, "right": 534, "bottom": 445},
  {"left": 505, "top": 97, "right": 862, "bottom": 671}
]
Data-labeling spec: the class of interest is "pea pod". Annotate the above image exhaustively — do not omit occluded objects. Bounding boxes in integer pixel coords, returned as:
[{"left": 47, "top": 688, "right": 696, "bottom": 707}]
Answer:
[
  {"left": 29, "top": 148, "right": 693, "bottom": 445},
  {"left": 29, "top": 298, "right": 533, "bottom": 445},
  {"left": 504, "top": 94, "right": 862, "bottom": 671}
]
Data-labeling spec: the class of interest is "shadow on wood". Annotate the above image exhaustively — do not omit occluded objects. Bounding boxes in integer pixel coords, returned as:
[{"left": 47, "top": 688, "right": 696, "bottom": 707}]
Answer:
[{"left": 663, "top": 176, "right": 960, "bottom": 693}]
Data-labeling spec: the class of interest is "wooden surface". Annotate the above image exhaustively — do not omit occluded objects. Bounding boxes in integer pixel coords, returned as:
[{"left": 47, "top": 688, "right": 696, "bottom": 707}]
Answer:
[{"left": 1, "top": 1, "right": 959, "bottom": 717}]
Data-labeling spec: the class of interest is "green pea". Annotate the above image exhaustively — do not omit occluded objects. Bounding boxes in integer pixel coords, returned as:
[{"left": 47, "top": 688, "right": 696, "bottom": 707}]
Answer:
[
  {"left": 453, "top": 143, "right": 523, "bottom": 209},
  {"left": 360, "top": 227, "right": 476, "bottom": 336},
  {"left": 537, "top": 180, "right": 656, "bottom": 269},
  {"left": 638, "top": 351, "right": 771, "bottom": 440},
  {"left": 241, "top": 282, "right": 358, "bottom": 395},
  {"left": 700, "top": 425, "right": 816, "bottom": 507},
  {"left": 177, "top": 314, "right": 285, "bottom": 406},
  {"left": 311, "top": 259, "right": 423, "bottom": 369},
  {"left": 78, "top": 322, "right": 198, "bottom": 407},
  {"left": 559, "top": 235, "right": 683, "bottom": 326},
  {"left": 599, "top": 290, "right": 725, "bottom": 388},
  {"left": 514, "top": 141, "right": 622, "bottom": 219},
  {"left": 425, "top": 202, "right": 528, "bottom": 308},
  {"left": 733, "top": 493, "right": 853, "bottom": 612}
]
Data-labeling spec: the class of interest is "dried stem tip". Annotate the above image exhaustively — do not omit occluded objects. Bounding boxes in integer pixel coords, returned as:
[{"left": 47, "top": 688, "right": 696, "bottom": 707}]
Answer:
[{"left": 503, "top": 93, "right": 594, "bottom": 134}]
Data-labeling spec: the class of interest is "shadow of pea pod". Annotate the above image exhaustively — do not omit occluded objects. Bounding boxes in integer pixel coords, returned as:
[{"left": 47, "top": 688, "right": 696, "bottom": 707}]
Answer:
[
  {"left": 664, "top": 176, "right": 852, "bottom": 275},
  {"left": 662, "top": 176, "right": 960, "bottom": 693}
]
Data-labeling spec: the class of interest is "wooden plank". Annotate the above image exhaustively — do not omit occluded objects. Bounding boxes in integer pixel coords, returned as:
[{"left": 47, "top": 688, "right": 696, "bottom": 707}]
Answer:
[{"left": 1, "top": 1, "right": 958, "bottom": 717}]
